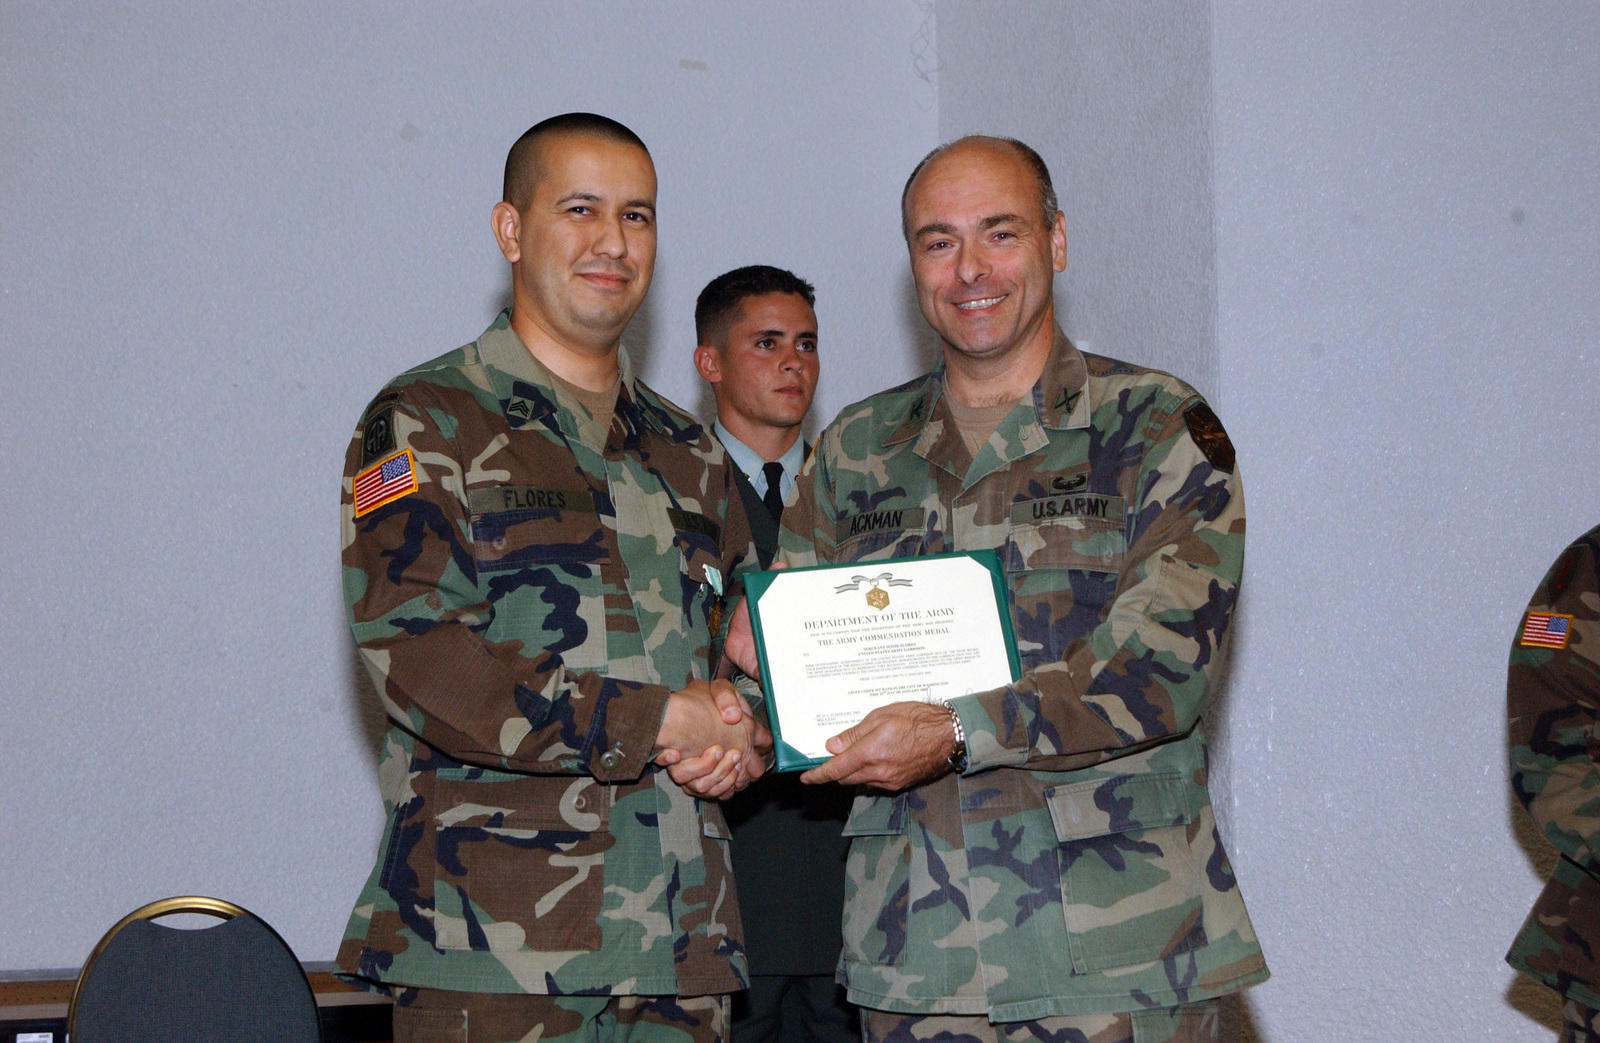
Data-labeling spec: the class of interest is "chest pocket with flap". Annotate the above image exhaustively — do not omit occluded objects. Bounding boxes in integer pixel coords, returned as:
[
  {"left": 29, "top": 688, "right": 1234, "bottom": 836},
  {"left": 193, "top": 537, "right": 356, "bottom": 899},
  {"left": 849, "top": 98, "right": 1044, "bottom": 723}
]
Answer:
[
  {"left": 468, "top": 485, "right": 609, "bottom": 669},
  {"left": 1003, "top": 494, "right": 1127, "bottom": 666}
]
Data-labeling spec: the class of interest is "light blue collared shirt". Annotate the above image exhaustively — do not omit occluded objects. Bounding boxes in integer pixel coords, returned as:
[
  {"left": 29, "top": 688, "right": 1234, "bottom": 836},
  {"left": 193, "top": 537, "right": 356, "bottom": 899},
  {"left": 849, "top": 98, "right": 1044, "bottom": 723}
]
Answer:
[{"left": 712, "top": 420, "right": 806, "bottom": 505}]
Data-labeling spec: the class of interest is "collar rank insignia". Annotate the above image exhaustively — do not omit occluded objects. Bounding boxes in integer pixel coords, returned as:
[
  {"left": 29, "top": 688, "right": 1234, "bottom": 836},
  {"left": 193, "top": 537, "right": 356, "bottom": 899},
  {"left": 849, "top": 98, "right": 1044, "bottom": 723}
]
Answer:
[
  {"left": 353, "top": 448, "right": 418, "bottom": 518},
  {"left": 1520, "top": 612, "right": 1572, "bottom": 650}
]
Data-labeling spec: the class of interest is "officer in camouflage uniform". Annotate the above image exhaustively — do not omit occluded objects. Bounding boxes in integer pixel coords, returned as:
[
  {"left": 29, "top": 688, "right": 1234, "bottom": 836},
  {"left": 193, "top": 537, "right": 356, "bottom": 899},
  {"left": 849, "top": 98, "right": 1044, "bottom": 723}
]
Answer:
[
  {"left": 1508, "top": 524, "right": 1600, "bottom": 1042},
  {"left": 337, "top": 113, "right": 768, "bottom": 1043},
  {"left": 726, "top": 136, "right": 1267, "bottom": 1043}
]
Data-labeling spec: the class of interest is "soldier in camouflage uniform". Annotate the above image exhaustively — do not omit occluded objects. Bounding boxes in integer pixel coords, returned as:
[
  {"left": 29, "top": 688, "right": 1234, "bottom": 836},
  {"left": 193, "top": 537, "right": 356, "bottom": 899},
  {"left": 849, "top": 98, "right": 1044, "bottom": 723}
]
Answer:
[
  {"left": 726, "top": 136, "right": 1267, "bottom": 1042},
  {"left": 337, "top": 113, "right": 768, "bottom": 1043},
  {"left": 1507, "top": 524, "right": 1600, "bottom": 1042}
]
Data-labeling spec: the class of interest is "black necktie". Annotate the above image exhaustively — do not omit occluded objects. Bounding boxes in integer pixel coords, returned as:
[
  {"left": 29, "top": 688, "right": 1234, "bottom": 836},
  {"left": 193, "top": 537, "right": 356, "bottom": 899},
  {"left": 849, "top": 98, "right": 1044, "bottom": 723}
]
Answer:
[{"left": 761, "top": 461, "right": 785, "bottom": 521}]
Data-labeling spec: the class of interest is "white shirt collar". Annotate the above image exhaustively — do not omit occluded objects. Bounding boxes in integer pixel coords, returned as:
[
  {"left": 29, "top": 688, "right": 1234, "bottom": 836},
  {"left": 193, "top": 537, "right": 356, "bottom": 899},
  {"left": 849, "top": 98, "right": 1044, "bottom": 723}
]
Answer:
[{"left": 712, "top": 420, "right": 806, "bottom": 502}]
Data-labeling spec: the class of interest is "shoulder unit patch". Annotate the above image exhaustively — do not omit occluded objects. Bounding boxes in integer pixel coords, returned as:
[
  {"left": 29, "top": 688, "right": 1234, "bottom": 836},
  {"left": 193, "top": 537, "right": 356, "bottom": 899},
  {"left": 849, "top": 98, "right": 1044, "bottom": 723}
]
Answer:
[
  {"left": 1548, "top": 547, "right": 1581, "bottom": 600},
  {"left": 361, "top": 407, "right": 397, "bottom": 465},
  {"left": 1184, "top": 402, "right": 1236, "bottom": 474},
  {"left": 353, "top": 448, "right": 418, "bottom": 518}
]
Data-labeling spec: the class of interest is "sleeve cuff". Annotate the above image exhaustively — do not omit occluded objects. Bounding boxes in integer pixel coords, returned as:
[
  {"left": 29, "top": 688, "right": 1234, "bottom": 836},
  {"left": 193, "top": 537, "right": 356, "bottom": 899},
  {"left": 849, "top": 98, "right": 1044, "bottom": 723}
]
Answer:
[
  {"left": 587, "top": 678, "right": 675, "bottom": 782},
  {"left": 953, "top": 684, "right": 1046, "bottom": 774}
]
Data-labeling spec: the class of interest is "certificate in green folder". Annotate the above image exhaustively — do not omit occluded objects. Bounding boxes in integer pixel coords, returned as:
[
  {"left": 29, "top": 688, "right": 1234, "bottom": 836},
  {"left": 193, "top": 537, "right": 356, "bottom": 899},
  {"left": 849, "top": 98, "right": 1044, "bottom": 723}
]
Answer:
[{"left": 744, "top": 550, "right": 1021, "bottom": 772}]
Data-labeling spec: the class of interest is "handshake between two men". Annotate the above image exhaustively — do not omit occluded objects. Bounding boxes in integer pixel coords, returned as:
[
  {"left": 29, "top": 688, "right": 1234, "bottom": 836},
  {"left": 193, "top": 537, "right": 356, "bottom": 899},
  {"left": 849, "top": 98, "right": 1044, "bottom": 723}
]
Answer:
[{"left": 652, "top": 593, "right": 964, "bottom": 800}]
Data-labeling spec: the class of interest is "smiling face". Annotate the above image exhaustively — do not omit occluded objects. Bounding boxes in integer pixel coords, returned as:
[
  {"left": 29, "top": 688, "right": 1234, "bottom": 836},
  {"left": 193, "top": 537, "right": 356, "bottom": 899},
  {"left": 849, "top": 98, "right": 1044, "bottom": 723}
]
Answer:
[
  {"left": 904, "top": 139, "right": 1066, "bottom": 371},
  {"left": 493, "top": 131, "right": 657, "bottom": 358},
  {"left": 695, "top": 291, "right": 818, "bottom": 450}
]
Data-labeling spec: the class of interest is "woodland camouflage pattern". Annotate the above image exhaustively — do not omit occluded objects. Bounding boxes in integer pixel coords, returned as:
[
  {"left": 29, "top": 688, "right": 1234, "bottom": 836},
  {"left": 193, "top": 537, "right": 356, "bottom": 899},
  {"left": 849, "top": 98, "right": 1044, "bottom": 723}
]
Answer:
[
  {"left": 861, "top": 999, "right": 1219, "bottom": 1043},
  {"left": 1565, "top": 999, "right": 1600, "bottom": 1043},
  {"left": 391, "top": 988, "right": 728, "bottom": 1043},
  {"left": 337, "top": 311, "right": 754, "bottom": 997},
  {"left": 778, "top": 330, "right": 1267, "bottom": 1019},
  {"left": 1507, "top": 523, "right": 1600, "bottom": 1011}
]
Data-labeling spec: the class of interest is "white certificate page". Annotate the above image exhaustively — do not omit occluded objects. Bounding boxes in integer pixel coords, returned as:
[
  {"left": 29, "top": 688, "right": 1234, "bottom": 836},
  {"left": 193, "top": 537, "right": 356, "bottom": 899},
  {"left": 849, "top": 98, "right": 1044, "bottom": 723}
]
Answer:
[{"left": 756, "top": 555, "right": 1014, "bottom": 760}]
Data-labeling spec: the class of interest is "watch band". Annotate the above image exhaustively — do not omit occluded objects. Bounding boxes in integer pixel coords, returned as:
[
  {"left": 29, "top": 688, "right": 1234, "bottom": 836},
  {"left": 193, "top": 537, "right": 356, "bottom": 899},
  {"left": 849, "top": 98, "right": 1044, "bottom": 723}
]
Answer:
[{"left": 941, "top": 699, "right": 968, "bottom": 774}]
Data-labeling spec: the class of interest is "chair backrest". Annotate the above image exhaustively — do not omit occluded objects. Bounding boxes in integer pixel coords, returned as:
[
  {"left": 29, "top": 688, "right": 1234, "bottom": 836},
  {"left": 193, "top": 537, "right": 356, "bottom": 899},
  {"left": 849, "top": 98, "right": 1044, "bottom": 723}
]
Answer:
[{"left": 67, "top": 896, "right": 321, "bottom": 1043}]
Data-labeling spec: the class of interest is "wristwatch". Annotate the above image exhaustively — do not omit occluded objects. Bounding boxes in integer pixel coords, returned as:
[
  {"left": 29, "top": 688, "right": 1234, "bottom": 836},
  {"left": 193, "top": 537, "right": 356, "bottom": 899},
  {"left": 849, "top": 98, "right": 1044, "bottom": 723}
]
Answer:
[{"left": 940, "top": 699, "right": 968, "bottom": 774}]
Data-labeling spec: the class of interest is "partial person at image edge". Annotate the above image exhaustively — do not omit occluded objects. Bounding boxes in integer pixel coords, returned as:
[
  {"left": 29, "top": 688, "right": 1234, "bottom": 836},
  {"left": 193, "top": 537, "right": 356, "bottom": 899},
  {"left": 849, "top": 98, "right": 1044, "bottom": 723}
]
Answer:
[{"left": 1508, "top": 524, "right": 1600, "bottom": 1043}]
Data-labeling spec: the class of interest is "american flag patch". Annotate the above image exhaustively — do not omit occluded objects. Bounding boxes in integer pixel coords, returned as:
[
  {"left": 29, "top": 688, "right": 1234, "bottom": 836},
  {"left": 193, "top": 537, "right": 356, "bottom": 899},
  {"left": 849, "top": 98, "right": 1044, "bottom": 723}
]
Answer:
[
  {"left": 353, "top": 448, "right": 417, "bottom": 518},
  {"left": 1520, "top": 612, "right": 1572, "bottom": 650}
]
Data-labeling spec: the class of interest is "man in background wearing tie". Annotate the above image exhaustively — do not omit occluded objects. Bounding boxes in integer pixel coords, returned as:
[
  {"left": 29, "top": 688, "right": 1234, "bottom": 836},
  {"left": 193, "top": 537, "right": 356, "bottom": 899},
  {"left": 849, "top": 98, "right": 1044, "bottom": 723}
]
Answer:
[{"left": 693, "top": 266, "right": 858, "bottom": 1043}]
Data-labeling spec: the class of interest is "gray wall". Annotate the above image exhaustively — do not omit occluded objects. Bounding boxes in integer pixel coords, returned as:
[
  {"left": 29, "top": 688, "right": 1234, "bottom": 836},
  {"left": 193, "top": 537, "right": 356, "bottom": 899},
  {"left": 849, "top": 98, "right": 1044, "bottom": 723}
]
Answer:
[
  {"left": 0, "top": 1, "right": 937, "bottom": 968},
  {"left": 941, "top": 2, "right": 1600, "bottom": 1038},
  {"left": 5, "top": 4, "right": 1600, "bottom": 1039},
  {"left": 938, "top": 1, "right": 1220, "bottom": 401},
  {"left": 1213, "top": 2, "right": 1600, "bottom": 1038}
]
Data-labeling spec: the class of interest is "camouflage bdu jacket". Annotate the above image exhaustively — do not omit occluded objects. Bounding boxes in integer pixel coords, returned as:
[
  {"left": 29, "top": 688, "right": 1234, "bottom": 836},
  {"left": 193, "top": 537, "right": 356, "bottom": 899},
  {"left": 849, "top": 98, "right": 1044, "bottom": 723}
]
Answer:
[
  {"left": 1507, "top": 523, "right": 1600, "bottom": 1008},
  {"left": 778, "top": 330, "right": 1267, "bottom": 1020},
  {"left": 337, "top": 311, "right": 753, "bottom": 997}
]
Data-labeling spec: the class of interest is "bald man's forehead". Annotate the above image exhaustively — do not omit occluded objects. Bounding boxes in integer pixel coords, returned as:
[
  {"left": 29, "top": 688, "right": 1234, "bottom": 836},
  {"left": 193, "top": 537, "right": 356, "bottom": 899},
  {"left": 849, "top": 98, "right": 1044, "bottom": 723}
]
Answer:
[
  {"left": 903, "top": 137, "right": 1053, "bottom": 239},
  {"left": 915, "top": 141, "right": 1032, "bottom": 198}
]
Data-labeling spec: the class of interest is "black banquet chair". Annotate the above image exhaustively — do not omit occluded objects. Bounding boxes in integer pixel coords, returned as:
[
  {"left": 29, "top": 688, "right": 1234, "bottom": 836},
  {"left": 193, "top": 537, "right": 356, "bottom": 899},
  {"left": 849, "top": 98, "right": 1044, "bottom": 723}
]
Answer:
[{"left": 67, "top": 895, "right": 322, "bottom": 1043}]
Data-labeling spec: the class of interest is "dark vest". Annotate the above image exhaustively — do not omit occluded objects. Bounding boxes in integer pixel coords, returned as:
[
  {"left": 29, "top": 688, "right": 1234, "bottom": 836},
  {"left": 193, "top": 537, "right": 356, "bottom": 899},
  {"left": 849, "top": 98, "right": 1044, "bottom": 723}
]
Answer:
[
  {"left": 732, "top": 463, "right": 783, "bottom": 569},
  {"left": 721, "top": 439, "right": 853, "bottom": 976}
]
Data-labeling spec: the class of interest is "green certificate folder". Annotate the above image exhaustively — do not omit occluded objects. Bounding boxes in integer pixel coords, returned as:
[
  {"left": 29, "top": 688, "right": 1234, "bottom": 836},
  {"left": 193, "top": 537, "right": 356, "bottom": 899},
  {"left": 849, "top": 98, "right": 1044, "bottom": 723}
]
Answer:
[{"left": 744, "top": 549, "right": 1021, "bottom": 772}]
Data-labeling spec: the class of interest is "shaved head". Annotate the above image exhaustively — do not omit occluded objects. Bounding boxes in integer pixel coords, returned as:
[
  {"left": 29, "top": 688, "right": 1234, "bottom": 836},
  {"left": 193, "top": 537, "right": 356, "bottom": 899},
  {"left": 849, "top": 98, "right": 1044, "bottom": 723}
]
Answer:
[{"left": 503, "top": 113, "right": 651, "bottom": 211}]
